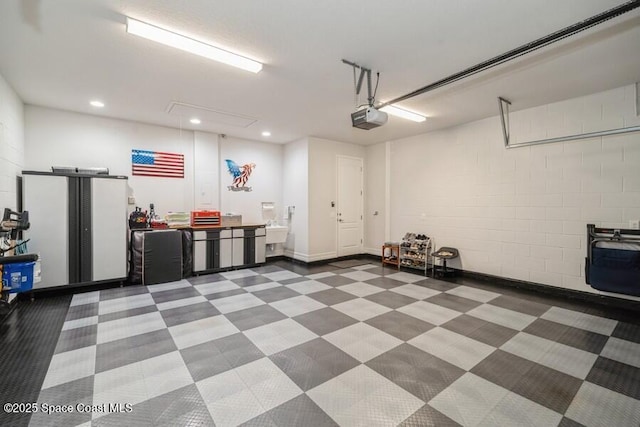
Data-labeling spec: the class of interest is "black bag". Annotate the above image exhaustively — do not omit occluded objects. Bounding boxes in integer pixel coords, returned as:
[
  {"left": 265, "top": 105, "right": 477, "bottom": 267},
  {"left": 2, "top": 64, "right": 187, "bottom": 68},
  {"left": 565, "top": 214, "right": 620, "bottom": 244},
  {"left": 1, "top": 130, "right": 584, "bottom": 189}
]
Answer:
[{"left": 129, "top": 207, "right": 148, "bottom": 229}]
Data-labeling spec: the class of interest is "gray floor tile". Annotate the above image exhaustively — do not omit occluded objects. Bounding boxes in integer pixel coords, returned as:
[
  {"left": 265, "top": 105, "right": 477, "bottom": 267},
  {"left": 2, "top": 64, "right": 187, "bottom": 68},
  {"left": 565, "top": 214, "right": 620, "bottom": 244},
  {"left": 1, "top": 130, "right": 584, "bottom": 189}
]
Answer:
[
  {"left": 65, "top": 302, "right": 99, "bottom": 321},
  {"left": 612, "top": 321, "right": 640, "bottom": 344},
  {"left": 488, "top": 294, "right": 551, "bottom": 317},
  {"left": 249, "top": 264, "right": 286, "bottom": 274},
  {"left": 441, "top": 314, "right": 518, "bottom": 348},
  {"left": 252, "top": 286, "right": 301, "bottom": 303},
  {"left": 242, "top": 394, "right": 338, "bottom": 427},
  {"left": 293, "top": 307, "right": 358, "bottom": 336},
  {"left": 180, "top": 333, "right": 265, "bottom": 381},
  {"left": 471, "top": 349, "right": 533, "bottom": 391},
  {"left": 512, "top": 360, "right": 583, "bottom": 413},
  {"left": 426, "top": 293, "right": 482, "bottom": 313},
  {"left": 98, "top": 304, "right": 159, "bottom": 323},
  {"left": 586, "top": 356, "right": 640, "bottom": 400},
  {"left": 151, "top": 286, "right": 202, "bottom": 304},
  {"left": 96, "top": 329, "right": 177, "bottom": 373},
  {"left": 558, "top": 417, "right": 586, "bottom": 427},
  {"left": 54, "top": 324, "right": 98, "bottom": 354},
  {"left": 279, "top": 276, "right": 310, "bottom": 285},
  {"left": 187, "top": 273, "right": 226, "bottom": 285},
  {"left": 307, "top": 288, "right": 357, "bottom": 306},
  {"left": 565, "top": 382, "right": 640, "bottom": 427},
  {"left": 399, "top": 404, "right": 461, "bottom": 426},
  {"left": 365, "top": 276, "right": 406, "bottom": 289},
  {"left": 524, "top": 318, "right": 608, "bottom": 354},
  {"left": 31, "top": 375, "right": 94, "bottom": 427},
  {"left": 94, "top": 384, "right": 214, "bottom": 427},
  {"left": 204, "top": 287, "right": 247, "bottom": 300},
  {"left": 365, "top": 311, "right": 435, "bottom": 341},
  {"left": 414, "top": 278, "right": 458, "bottom": 291},
  {"left": 601, "top": 337, "right": 640, "bottom": 369},
  {"left": 364, "top": 290, "right": 418, "bottom": 309},
  {"left": 232, "top": 274, "right": 274, "bottom": 287},
  {"left": 270, "top": 338, "right": 359, "bottom": 391},
  {"left": 160, "top": 301, "right": 221, "bottom": 328},
  {"left": 99, "top": 285, "right": 149, "bottom": 301},
  {"left": 316, "top": 274, "right": 357, "bottom": 287},
  {"left": 367, "top": 343, "right": 465, "bottom": 402},
  {"left": 226, "top": 304, "right": 287, "bottom": 331}
]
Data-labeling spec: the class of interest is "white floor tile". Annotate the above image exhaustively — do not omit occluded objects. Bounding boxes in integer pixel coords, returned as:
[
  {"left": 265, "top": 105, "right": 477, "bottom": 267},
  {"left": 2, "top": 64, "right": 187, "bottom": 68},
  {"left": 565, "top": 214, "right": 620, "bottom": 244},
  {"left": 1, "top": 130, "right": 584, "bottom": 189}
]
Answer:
[
  {"left": 96, "top": 312, "right": 166, "bottom": 344},
  {"left": 61, "top": 315, "right": 99, "bottom": 331},
  {"left": 146, "top": 279, "right": 191, "bottom": 293},
  {"left": 97, "top": 293, "right": 155, "bottom": 316},
  {"left": 156, "top": 295, "right": 207, "bottom": 311},
  {"left": 467, "top": 304, "right": 536, "bottom": 331},
  {"left": 262, "top": 270, "right": 302, "bottom": 281},
  {"left": 305, "top": 272, "right": 335, "bottom": 280},
  {"left": 565, "top": 382, "right": 640, "bottom": 427},
  {"left": 235, "top": 358, "right": 302, "bottom": 410},
  {"left": 390, "top": 283, "right": 440, "bottom": 300},
  {"left": 384, "top": 272, "right": 425, "bottom": 283},
  {"left": 244, "top": 318, "right": 316, "bottom": 355},
  {"left": 92, "top": 361, "right": 147, "bottom": 418},
  {"left": 42, "top": 346, "right": 96, "bottom": 389},
  {"left": 193, "top": 280, "right": 241, "bottom": 295},
  {"left": 500, "top": 332, "right": 598, "bottom": 379},
  {"left": 140, "top": 351, "right": 193, "bottom": 399},
  {"left": 308, "top": 365, "right": 423, "bottom": 427},
  {"left": 398, "top": 301, "right": 461, "bottom": 325},
  {"left": 244, "top": 282, "right": 281, "bottom": 293},
  {"left": 409, "top": 327, "right": 495, "bottom": 370},
  {"left": 341, "top": 270, "right": 380, "bottom": 282},
  {"left": 429, "top": 373, "right": 510, "bottom": 426},
  {"left": 70, "top": 291, "right": 100, "bottom": 306},
  {"left": 285, "top": 280, "right": 331, "bottom": 294},
  {"left": 478, "top": 388, "right": 563, "bottom": 427},
  {"left": 541, "top": 306, "right": 617, "bottom": 336},
  {"left": 332, "top": 298, "right": 392, "bottom": 321},
  {"left": 209, "top": 293, "right": 265, "bottom": 314},
  {"left": 324, "top": 323, "right": 401, "bottom": 363},
  {"left": 600, "top": 337, "right": 640, "bottom": 369},
  {"left": 269, "top": 295, "right": 326, "bottom": 317},
  {"left": 338, "top": 282, "right": 385, "bottom": 297},
  {"left": 168, "top": 315, "right": 239, "bottom": 349},
  {"left": 446, "top": 285, "right": 500, "bottom": 303},
  {"left": 220, "top": 269, "right": 258, "bottom": 280}
]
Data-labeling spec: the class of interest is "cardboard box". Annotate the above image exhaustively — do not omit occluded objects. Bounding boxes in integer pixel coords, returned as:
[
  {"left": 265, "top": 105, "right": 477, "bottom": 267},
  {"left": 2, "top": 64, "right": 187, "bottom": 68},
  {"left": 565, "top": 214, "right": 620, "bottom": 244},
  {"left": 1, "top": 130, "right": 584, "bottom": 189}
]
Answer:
[{"left": 221, "top": 214, "right": 242, "bottom": 227}]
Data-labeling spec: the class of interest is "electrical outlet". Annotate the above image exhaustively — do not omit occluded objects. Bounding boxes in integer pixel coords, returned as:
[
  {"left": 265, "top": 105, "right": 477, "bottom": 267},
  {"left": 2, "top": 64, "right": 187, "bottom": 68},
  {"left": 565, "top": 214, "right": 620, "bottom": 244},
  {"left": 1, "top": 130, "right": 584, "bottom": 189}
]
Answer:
[{"left": 630, "top": 219, "right": 640, "bottom": 230}]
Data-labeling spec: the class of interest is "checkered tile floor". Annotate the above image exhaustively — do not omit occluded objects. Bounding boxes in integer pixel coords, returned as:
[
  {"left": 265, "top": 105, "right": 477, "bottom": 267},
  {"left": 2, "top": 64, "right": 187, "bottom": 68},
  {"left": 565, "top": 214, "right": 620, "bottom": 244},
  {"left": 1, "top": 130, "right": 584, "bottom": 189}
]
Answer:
[{"left": 29, "top": 261, "right": 640, "bottom": 427}]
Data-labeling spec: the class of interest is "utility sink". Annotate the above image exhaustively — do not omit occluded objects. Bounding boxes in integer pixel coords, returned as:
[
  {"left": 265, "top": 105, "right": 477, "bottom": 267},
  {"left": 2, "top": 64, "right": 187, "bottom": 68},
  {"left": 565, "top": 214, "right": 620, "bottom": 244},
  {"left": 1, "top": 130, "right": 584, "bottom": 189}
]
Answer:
[{"left": 266, "top": 225, "right": 288, "bottom": 244}]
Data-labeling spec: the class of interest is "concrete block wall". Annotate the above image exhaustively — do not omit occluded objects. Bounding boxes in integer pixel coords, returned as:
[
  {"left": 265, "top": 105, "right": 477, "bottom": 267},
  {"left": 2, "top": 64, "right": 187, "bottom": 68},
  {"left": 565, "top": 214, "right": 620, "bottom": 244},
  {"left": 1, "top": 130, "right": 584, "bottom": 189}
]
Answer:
[
  {"left": 0, "top": 74, "right": 24, "bottom": 210},
  {"left": 389, "top": 84, "right": 640, "bottom": 300}
]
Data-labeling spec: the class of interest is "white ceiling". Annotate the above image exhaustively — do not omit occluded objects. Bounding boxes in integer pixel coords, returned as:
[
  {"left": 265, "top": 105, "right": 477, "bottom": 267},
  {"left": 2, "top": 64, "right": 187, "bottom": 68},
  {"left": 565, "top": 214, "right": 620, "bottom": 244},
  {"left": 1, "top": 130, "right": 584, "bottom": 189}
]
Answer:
[{"left": 1, "top": 0, "right": 639, "bottom": 145}]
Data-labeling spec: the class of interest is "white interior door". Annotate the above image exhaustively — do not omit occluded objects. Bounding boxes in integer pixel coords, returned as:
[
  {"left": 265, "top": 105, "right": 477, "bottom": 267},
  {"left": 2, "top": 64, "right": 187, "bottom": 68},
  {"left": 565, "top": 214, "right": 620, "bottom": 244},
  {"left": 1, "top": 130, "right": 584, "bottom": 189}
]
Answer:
[{"left": 337, "top": 156, "right": 363, "bottom": 257}]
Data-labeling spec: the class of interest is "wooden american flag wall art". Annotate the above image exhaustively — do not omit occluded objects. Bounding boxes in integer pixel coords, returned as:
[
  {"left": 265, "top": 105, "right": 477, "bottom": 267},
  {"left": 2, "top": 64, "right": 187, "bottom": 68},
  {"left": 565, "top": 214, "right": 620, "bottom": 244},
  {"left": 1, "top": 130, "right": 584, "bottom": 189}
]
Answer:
[{"left": 131, "top": 149, "right": 184, "bottom": 178}]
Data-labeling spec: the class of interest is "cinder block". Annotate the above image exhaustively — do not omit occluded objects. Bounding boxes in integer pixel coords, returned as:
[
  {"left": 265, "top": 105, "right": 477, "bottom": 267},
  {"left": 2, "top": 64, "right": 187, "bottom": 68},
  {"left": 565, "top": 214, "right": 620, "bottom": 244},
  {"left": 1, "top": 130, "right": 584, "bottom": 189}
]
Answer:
[
  {"left": 581, "top": 207, "right": 623, "bottom": 223},
  {"left": 546, "top": 234, "right": 581, "bottom": 249},
  {"left": 531, "top": 245, "right": 563, "bottom": 260}
]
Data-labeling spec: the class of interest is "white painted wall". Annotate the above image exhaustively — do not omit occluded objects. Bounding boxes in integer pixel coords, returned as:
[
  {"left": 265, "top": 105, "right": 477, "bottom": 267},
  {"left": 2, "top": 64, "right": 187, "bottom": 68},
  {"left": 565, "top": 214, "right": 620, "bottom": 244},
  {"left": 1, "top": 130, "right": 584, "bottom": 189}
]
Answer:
[
  {"left": 283, "top": 138, "right": 309, "bottom": 260},
  {"left": 0, "top": 73, "right": 24, "bottom": 210},
  {"left": 24, "top": 107, "right": 285, "bottom": 225},
  {"left": 364, "top": 142, "right": 387, "bottom": 255},
  {"left": 388, "top": 84, "right": 640, "bottom": 298},
  {"left": 25, "top": 106, "right": 195, "bottom": 215},
  {"left": 308, "top": 137, "right": 366, "bottom": 261},
  {"left": 219, "top": 136, "right": 283, "bottom": 224}
]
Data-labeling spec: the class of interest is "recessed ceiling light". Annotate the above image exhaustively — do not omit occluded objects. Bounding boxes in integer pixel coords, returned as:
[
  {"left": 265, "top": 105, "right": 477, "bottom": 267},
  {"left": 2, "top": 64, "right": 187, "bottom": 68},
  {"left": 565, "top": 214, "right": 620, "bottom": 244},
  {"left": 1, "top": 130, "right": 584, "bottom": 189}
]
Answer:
[
  {"left": 190, "top": 118, "right": 201, "bottom": 124},
  {"left": 90, "top": 100, "right": 105, "bottom": 108},
  {"left": 379, "top": 105, "right": 426, "bottom": 122},
  {"left": 261, "top": 131, "right": 271, "bottom": 137},
  {"left": 126, "top": 17, "right": 263, "bottom": 73}
]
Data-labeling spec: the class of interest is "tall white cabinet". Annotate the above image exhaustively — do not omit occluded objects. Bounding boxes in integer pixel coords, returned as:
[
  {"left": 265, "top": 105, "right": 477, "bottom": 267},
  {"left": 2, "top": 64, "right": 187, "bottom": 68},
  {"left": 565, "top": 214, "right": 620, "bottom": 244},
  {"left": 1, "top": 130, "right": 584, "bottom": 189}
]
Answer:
[{"left": 22, "top": 171, "right": 128, "bottom": 289}]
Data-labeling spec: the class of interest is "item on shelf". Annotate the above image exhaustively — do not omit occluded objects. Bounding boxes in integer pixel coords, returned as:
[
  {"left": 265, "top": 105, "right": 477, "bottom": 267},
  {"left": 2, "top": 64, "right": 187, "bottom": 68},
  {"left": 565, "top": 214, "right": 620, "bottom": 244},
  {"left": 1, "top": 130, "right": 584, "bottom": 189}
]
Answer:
[
  {"left": 221, "top": 213, "right": 242, "bottom": 227},
  {"left": 129, "top": 207, "right": 149, "bottom": 229},
  {"left": 165, "top": 212, "right": 191, "bottom": 228},
  {"left": 399, "top": 232, "right": 432, "bottom": 275},
  {"left": 191, "top": 210, "right": 221, "bottom": 227}
]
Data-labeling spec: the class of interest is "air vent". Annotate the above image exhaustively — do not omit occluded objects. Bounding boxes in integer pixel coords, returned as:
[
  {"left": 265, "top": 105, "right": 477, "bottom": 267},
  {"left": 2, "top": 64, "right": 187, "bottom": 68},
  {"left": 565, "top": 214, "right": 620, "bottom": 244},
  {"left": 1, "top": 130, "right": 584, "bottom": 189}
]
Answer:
[{"left": 166, "top": 101, "right": 257, "bottom": 128}]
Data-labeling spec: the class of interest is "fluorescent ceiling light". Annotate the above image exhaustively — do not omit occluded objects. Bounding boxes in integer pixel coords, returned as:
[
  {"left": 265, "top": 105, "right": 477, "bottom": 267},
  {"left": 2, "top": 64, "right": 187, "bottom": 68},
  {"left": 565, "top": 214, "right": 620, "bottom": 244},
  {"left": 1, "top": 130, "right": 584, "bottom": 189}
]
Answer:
[
  {"left": 126, "top": 17, "right": 263, "bottom": 73},
  {"left": 379, "top": 105, "right": 426, "bottom": 122},
  {"left": 90, "top": 100, "right": 105, "bottom": 108},
  {"left": 261, "top": 131, "right": 271, "bottom": 137},
  {"left": 190, "top": 118, "right": 201, "bottom": 124}
]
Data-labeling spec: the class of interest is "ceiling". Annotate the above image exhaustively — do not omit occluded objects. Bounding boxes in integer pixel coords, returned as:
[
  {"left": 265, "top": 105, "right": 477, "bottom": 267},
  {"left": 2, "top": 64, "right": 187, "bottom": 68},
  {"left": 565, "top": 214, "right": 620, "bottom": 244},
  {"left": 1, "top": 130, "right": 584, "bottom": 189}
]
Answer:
[{"left": 1, "top": 0, "right": 639, "bottom": 145}]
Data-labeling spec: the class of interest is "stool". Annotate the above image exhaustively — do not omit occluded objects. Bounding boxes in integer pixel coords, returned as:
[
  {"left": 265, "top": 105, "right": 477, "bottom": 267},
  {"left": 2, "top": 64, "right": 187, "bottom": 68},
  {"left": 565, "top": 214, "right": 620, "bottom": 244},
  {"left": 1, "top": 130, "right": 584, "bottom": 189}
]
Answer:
[{"left": 431, "top": 247, "right": 459, "bottom": 277}]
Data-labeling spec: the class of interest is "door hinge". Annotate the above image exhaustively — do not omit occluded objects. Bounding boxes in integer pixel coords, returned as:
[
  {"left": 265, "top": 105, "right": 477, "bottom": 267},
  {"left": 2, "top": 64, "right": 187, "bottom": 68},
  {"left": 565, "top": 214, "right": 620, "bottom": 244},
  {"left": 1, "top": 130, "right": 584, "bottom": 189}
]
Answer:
[{"left": 360, "top": 215, "right": 362, "bottom": 220}]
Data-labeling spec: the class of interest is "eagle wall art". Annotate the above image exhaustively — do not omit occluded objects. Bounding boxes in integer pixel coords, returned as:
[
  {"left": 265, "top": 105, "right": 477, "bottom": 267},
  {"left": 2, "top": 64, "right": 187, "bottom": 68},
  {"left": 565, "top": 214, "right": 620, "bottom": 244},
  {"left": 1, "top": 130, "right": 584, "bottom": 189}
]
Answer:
[{"left": 225, "top": 159, "right": 256, "bottom": 192}]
